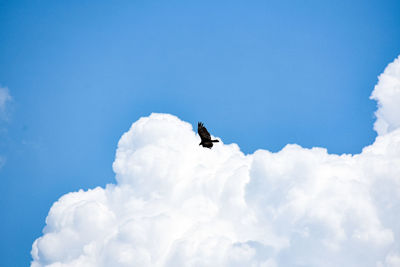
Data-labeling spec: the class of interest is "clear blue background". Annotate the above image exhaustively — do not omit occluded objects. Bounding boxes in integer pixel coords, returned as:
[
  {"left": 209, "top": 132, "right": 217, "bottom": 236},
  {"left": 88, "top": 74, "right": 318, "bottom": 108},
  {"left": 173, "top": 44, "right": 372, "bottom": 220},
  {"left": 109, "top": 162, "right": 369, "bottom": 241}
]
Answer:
[{"left": 0, "top": 0, "right": 399, "bottom": 265}]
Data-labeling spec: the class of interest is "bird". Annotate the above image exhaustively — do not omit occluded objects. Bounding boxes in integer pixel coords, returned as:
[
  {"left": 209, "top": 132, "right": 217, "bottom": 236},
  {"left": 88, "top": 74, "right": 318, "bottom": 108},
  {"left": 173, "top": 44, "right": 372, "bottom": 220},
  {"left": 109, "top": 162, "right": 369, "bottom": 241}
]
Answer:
[{"left": 198, "top": 122, "right": 219, "bottom": 148}]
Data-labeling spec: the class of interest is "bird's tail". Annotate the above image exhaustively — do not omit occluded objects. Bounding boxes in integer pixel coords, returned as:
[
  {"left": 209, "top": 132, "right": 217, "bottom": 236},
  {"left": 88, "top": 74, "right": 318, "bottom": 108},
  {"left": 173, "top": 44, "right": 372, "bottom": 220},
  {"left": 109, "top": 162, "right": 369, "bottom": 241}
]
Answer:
[{"left": 211, "top": 139, "right": 219, "bottom": 142}]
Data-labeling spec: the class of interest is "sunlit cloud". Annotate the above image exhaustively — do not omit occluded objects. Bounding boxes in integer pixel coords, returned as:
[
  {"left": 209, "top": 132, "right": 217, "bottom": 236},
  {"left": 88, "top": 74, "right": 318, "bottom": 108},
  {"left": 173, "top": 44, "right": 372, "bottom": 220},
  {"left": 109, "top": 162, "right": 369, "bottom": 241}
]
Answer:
[{"left": 31, "top": 56, "right": 400, "bottom": 267}]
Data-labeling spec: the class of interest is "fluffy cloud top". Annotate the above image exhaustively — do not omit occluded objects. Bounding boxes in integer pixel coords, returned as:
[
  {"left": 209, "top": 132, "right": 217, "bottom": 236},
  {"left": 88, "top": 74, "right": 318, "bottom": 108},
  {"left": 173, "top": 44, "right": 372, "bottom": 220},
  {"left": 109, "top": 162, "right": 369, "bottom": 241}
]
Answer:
[
  {"left": 32, "top": 57, "right": 400, "bottom": 267},
  {"left": 371, "top": 55, "right": 400, "bottom": 135}
]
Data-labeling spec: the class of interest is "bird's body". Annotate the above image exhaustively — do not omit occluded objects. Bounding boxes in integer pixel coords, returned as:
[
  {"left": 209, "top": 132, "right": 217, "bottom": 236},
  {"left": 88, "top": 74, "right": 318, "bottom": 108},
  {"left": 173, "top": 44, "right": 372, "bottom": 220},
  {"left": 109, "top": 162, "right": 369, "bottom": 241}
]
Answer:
[{"left": 198, "top": 122, "right": 219, "bottom": 148}]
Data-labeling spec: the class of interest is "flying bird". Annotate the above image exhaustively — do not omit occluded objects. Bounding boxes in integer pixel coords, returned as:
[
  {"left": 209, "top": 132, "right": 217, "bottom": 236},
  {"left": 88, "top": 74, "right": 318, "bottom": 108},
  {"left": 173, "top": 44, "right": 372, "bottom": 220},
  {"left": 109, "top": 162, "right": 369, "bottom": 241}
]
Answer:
[{"left": 198, "top": 122, "right": 219, "bottom": 148}]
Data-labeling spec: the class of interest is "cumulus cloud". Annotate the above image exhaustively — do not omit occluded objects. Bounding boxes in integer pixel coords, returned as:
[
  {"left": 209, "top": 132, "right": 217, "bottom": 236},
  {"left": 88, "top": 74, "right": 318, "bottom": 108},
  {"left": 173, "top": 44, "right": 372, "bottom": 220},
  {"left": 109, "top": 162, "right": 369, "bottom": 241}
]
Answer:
[
  {"left": 32, "top": 56, "right": 400, "bottom": 267},
  {"left": 371, "top": 55, "right": 400, "bottom": 135}
]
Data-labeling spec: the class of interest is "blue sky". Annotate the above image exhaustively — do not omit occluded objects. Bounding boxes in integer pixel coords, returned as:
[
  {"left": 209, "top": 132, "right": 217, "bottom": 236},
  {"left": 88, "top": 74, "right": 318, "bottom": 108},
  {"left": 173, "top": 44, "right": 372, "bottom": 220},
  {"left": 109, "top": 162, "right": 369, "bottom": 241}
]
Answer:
[{"left": 0, "top": 0, "right": 400, "bottom": 265}]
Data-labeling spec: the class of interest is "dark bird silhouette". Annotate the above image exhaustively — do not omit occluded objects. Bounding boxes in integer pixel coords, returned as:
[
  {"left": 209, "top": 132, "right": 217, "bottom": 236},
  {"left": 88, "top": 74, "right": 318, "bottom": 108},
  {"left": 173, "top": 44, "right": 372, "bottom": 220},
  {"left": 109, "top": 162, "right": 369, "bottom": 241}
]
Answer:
[{"left": 198, "top": 122, "right": 219, "bottom": 148}]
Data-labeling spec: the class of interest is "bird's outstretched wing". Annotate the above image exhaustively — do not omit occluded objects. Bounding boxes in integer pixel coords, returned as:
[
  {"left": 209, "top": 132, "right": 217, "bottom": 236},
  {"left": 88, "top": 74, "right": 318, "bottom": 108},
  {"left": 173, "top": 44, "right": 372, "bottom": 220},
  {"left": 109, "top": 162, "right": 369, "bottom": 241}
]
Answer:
[{"left": 198, "top": 122, "right": 211, "bottom": 141}]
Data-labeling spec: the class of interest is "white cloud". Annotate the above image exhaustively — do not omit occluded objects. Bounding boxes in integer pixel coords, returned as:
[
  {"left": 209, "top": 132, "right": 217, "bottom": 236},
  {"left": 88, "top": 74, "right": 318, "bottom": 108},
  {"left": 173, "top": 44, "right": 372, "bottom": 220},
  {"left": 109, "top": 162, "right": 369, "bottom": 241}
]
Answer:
[
  {"left": 0, "top": 86, "right": 11, "bottom": 168},
  {"left": 371, "top": 55, "right": 400, "bottom": 135},
  {"left": 31, "top": 56, "right": 400, "bottom": 267},
  {"left": 0, "top": 86, "right": 11, "bottom": 115}
]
